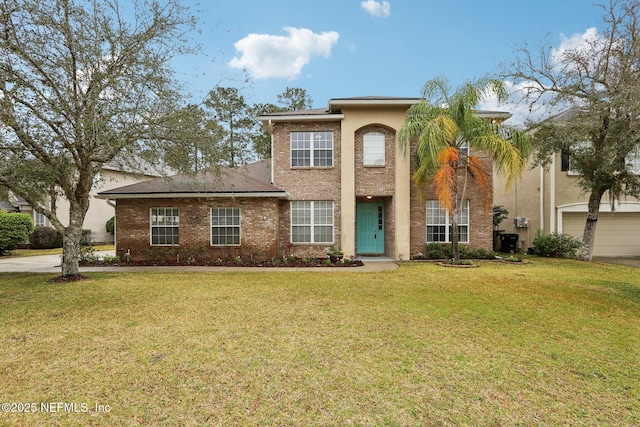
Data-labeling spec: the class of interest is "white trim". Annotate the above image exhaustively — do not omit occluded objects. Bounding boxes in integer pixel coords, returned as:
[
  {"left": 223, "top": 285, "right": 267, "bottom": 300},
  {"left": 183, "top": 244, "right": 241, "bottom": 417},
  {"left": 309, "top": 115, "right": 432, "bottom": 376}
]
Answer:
[
  {"left": 290, "top": 200, "right": 335, "bottom": 244},
  {"left": 210, "top": 207, "right": 241, "bottom": 247},
  {"left": 426, "top": 200, "right": 470, "bottom": 244},
  {"left": 550, "top": 155, "right": 556, "bottom": 233},
  {"left": 259, "top": 113, "right": 344, "bottom": 122},
  {"left": 539, "top": 166, "right": 544, "bottom": 232},
  {"left": 290, "top": 131, "right": 334, "bottom": 168},
  {"left": 363, "top": 131, "right": 386, "bottom": 166},
  {"left": 150, "top": 207, "right": 180, "bottom": 246},
  {"left": 556, "top": 201, "right": 640, "bottom": 233}
]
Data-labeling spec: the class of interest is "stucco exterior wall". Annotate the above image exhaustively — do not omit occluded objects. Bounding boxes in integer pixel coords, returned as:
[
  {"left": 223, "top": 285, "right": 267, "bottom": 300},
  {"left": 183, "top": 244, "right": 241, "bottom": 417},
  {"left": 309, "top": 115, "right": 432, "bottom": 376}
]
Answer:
[{"left": 56, "top": 169, "right": 154, "bottom": 243}]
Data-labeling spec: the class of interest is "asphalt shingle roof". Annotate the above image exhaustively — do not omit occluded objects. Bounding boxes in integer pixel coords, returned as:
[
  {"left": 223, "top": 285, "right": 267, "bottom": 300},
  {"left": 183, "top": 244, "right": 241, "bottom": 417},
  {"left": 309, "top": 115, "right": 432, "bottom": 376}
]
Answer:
[{"left": 97, "top": 161, "right": 287, "bottom": 198}]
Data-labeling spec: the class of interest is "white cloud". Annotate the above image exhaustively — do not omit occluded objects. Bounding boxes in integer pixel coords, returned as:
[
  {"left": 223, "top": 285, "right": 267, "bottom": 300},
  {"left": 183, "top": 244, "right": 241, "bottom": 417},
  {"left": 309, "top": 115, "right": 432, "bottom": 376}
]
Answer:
[
  {"left": 478, "top": 80, "right": 566, "bottom": 128},
  {"left": 361, "top": 0, "right": 391, "bottom": 18},
  {"left": 551, "top": 27, "right": 604, "bottom": 72},
  {"left": 480, "top": 28, "right": 604, "bottom": 127},
  {"left": 229, "top": 27, "right": 340, "bottom": 80}
]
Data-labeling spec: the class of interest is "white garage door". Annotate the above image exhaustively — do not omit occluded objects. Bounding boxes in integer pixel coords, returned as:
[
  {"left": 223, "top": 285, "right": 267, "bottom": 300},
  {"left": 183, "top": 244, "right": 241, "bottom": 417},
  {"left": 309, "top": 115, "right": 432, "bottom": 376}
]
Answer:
[{"left": 563, "top": 212, "right": 640, "bottom": 256}]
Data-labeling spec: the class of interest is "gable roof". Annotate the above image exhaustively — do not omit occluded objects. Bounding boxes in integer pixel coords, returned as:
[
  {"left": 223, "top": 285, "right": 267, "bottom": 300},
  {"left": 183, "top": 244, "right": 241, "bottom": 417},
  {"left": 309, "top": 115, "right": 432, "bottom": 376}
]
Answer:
[{"left": 96, "top": 161, "right": 290, "bottom": 200}]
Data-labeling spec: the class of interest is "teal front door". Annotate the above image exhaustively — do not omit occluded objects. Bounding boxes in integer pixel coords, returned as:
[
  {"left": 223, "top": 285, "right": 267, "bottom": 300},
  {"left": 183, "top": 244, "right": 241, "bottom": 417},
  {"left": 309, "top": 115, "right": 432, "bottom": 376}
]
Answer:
[{"left": 356, "top": 203, "right": 384, "bottom": 254}]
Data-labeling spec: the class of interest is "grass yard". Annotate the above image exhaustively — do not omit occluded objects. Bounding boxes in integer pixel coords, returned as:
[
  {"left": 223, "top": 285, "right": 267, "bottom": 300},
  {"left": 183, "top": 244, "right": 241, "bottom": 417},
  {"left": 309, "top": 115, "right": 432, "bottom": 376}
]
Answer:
[{"left": 1, "top": 258, "right": 639, "bottom": 426}]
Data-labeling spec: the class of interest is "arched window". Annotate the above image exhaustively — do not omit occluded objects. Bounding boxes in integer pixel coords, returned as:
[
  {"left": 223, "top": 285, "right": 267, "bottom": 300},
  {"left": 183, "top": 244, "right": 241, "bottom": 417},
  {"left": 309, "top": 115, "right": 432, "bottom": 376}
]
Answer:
[{"left": 363, "top": 132, "right": 385, "bottom": 166}]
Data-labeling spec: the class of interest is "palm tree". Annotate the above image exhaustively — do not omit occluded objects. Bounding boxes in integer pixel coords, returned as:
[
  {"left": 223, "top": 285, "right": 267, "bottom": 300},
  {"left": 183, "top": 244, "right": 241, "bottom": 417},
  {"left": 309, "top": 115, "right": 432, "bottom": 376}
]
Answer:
[{"left": 398, "top": 76, "right": 530, "bottom": 262}]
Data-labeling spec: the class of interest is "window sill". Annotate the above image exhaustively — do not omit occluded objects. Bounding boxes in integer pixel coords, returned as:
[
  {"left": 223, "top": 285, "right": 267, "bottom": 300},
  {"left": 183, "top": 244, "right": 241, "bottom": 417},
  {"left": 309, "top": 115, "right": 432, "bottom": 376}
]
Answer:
[{"left": 290, "top": 166, "right": 334, "bottom": 170}]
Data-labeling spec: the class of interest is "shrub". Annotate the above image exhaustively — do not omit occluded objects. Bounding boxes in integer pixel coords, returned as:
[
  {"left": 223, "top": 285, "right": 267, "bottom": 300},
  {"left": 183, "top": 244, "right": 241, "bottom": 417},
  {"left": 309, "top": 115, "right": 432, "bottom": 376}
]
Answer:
[
  {"left": 532, "top": 230, "right": 582, "bottom": 258},
  {"left": 106, "top": 216, "right": 114, "bottom": 235},
  {"left": 424, "top": 242, "right": 445, "bottom": 259},
  {"left": 79, "top": 246, "right": 99, "bottom": 263},
  {"left": 492, "top": 205, "right": 509, "bottom": 229},
  {"left": 0, "top": 211, "right": 34, "bottom": 254},
  {"left": 80, "top": 229, "right": 92, "bottom": 246},
  {"left": 422, "top": 243, "right": 497, "bottom": 260},
  {"left": 468, "top": 247, "right": 498, "bottom": 259},
  {"left": 29, "top": 226, "right": 59, "bottom": 249}
]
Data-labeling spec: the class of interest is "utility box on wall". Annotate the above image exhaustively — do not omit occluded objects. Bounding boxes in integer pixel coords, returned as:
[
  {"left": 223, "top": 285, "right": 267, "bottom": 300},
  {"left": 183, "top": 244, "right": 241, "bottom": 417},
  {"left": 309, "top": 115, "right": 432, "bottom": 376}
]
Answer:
[{"left": 513, "top": 217, "right": 528, "bottom": 229}]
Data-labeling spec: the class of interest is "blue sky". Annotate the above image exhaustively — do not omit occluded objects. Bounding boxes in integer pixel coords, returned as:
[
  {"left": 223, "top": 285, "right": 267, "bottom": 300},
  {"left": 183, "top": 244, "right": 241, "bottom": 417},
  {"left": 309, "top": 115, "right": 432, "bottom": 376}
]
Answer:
[{"left": 174, "top": 0, "right": 606, "bottom": 124}]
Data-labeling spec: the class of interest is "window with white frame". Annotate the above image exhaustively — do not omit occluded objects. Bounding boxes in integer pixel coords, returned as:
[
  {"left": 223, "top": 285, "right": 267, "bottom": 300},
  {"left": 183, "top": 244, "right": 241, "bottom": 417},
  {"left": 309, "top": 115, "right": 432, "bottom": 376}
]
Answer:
[
  {"left": 626, "top": 145, "right": 640, "bottom": 173},
  {"left": 459, "top": 141, "right": 469, "bottom": 160},
  {"left": 363, "top": 131, "right": 385, "bottom": 166},
  {"left": 291, "top": 201, "right": 334, "bottom": 243},
  {"left": 426, "top": 200, "right": 469, "bottom": 243},
  {"left": 35, "top": 211, "right": 47, "bottom": 227},
  {"left": 290, "top": 131, "right": 333, "bottom": 167},
  {"left": 211, "top": 208, "right": 240, "bottom": 246},
  {"left": 150, "top": 208, "right": 179, "bottom": 245}
]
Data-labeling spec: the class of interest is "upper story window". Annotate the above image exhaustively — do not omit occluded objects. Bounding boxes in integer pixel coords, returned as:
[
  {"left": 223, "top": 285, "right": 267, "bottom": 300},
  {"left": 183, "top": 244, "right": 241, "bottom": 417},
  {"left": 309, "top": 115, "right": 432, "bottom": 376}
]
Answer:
[
  {"left": 291, "top": 131, "right": 333, "bottom": 167},
  {"left": 363, "top": 132, "right": 385, "bottom": 166},
  {"left": 627, "top": 145, "right": 640, "bottom": 173},
  {"left": 459, "top": 141, "right": 469, "bottom": 160},
  {"left": 150, "top": 207, "right": 179, "bottom": 246}
]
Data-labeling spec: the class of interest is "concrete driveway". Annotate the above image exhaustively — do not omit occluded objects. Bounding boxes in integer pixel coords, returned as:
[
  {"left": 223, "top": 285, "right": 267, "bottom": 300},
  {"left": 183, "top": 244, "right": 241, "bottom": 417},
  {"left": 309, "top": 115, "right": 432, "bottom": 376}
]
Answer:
[
  {"left": 593, "top": 256, "right": 640, "bottom": 268},
  {"left": 0, "top": 252, "right": 116, "bottom": 274}
]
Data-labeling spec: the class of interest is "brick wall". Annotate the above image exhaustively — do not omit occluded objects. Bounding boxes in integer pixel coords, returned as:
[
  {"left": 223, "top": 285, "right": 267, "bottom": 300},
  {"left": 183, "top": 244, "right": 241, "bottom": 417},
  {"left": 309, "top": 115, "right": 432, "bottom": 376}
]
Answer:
[
  {"left": 408, "top": 146, "right": 494, "bottom": 256},
  {"left": 354, "top": 125, "right": 396, "bottom": 197},
  {"left": 114, "top": 197, "right": 280, "bottom": 261},
  {"left": 271, "top": 121, "right": 342, "bottom": 257}
]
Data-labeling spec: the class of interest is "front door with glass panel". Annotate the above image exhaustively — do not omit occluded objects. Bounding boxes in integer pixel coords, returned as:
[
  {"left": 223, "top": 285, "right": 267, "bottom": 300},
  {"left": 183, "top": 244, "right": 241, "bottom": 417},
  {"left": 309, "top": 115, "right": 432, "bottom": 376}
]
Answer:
[{"left": 356, "top": 203, "right": 384, "bottom": 254}]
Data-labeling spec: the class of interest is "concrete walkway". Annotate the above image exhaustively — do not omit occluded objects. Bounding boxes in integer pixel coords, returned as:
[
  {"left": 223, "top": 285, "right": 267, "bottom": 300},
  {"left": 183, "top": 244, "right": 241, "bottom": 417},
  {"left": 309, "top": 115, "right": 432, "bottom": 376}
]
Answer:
[{"left": 0, "top": 251, "right": 398, "bottom": 274}]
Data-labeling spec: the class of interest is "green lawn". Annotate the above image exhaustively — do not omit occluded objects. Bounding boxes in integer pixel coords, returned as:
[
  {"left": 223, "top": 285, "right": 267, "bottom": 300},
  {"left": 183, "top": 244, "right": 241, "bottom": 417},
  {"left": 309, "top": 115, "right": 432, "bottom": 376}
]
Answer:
[{"left": 1, "top": 259, "right": 638, "bottom": 426}]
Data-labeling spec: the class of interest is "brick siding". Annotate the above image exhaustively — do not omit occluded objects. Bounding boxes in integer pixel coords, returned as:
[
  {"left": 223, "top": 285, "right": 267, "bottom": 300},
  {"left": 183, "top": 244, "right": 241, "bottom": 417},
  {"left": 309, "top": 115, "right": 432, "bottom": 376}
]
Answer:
[
  {"left": 114, "top": 197, "right": 280, "bottom": 261},
  {"left": 271, "top": 121, "right": 342, "bottom": 258}
]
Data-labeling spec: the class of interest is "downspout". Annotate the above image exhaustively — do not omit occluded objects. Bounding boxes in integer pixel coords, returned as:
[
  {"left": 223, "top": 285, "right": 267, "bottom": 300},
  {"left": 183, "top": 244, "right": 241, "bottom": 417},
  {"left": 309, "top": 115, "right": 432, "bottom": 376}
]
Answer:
[
  {"left": 106, "top": 198, "right": 116, "bottom": 252},
  {"left": 269, "top": 119, "right": 274, "bottom": 184},
  {"left": 550, "top": 155, "right": 556, "bottom": 233},
  {"left": 539, "top": 165, "right": 545, "bottom": 232}
]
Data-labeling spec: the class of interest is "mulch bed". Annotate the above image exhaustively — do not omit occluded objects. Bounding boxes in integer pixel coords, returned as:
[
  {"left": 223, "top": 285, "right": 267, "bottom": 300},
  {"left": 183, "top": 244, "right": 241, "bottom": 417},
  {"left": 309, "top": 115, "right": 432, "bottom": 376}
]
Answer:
[
  {"left": 50, "top": 274, "right": 89, "bottom": 283},
  {"left": 80, "top": 257, "right": 364, "bottom": 268}
]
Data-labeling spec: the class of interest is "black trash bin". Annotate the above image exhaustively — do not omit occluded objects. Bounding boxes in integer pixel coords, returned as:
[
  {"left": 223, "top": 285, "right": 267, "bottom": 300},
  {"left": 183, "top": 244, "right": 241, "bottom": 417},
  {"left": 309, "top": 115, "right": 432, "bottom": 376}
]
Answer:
[{"left": 499, "top": 233, "right": 519, "bottom": 253}]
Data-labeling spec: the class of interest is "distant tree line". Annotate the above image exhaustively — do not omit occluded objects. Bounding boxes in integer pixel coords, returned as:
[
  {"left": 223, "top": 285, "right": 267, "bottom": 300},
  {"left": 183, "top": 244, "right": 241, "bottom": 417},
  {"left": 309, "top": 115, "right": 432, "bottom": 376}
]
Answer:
[{"left": 158, "top": 86, "right": 313, "bottom": 173}]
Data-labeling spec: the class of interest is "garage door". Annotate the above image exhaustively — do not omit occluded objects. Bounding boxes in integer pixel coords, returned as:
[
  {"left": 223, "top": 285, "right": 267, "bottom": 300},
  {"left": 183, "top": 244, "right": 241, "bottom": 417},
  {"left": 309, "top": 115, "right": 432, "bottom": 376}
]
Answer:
[{"left": 563, "top": 212, "right": 640, "bottom": 256}]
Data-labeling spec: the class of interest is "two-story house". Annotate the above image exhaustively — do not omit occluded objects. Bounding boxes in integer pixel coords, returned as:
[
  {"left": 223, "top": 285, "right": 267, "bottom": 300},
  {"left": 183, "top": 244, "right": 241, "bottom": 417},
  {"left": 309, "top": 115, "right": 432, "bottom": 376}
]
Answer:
[
  {"left": 494, "top": 149, "right": 640, "bottom": 257},
  {"left": 493, "top": 109, "right": 640, "bottom": 256},
  {"left": 98, "top": 97, "right": 510, "bottom": 261}
]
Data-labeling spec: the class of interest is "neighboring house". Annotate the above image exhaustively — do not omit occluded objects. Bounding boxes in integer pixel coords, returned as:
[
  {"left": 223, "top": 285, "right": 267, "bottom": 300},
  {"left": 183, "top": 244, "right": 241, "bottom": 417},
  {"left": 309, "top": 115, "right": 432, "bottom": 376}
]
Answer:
[
  {"left": 2, "top": 162, "right": 162, "bottom": 244},
  {"left": 97, "top": 97, "right": 512, "bottom": 261},
  {"left": 0, "top": 191, "right": 48, "bottom": 227},
  {"left": 55, "top": 162, "right": 163, "bottom": 243},
  {"left": 493, "top": 113, "right": 640, "bottom": 256}
]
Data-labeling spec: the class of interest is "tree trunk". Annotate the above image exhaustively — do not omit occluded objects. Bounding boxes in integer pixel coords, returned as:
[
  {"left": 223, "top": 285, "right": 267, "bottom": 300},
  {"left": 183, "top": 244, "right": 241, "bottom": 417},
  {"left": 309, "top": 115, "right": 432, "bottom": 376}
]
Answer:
[
  {"left": 61, "top": 206, "right": 85, "bottom": 277},
  {"left": 450, "top": 209, "right": 460, "bottom": 262},
  {"left": 580, "top": 190, "right": 605, "bottom": 261}
]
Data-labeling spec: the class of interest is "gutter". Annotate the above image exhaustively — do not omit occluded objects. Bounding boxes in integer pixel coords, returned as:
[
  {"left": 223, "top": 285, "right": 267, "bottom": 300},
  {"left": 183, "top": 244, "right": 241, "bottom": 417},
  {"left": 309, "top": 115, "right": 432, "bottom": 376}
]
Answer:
[{"left": 95, "top": 191, "right": 291, "bottom": 200}]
